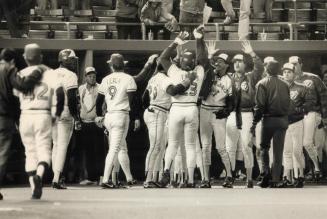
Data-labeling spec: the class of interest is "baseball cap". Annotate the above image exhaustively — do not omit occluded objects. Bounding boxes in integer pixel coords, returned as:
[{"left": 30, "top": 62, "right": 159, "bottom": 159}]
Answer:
[
  {"left": 266, "top": 60, "right": 280, "bottom": 75},
  {"left": 289, "top": 56, "right": 301, "bottom": 64},
  {"left": 107, "top": 53, "right": 127, "bottom": 69},
  {"left": 216, "top": 53, "right": 229, "bottom": 62},
  {"left": 282, "top": 63, "right": 295, "bottom": 72},
  {"left": 232, "top": 54, "right": 244, "bottom": 62},
  {"left": 24, "top": 43, "right": 42, "bottom": 61},
  {"left": 264, "top": 56, "right": 276, "bottom": 65},
  {"left": 85, "top": 66, "right": 96, "bottom": 75},
  {"left": 58, "top": 49, "right": 77, "bottom": 62}
]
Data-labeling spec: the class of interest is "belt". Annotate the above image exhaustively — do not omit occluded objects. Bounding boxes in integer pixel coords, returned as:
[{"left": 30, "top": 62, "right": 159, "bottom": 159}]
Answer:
[{"left": 149, "top": 104, "right": 169, "bottom": 113}]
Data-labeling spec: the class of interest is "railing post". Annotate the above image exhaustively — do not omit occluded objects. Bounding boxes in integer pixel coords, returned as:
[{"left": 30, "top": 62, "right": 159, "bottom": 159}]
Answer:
[
  {"left": 293, "top": 0, "right": 297, "bottom": 23},
  {"left": 215, "top": 23, "right": 220, "bottom": 41},
  {"left": 141, "top": 23, "right": 146, "bottom": 40},
  {"left": 289, "top": 23, "right": 293, "bottom": 41}
]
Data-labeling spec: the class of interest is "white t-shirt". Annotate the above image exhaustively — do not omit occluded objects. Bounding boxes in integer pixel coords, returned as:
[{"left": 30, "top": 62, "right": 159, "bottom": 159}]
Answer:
[
  {"left": 146, "top": 73, "right": 172, "bottom": 110},
  {"left": 201, "top": 74, "right": 233, "bottom": 110},
  {"left": 98, "top": 72, "right": 137, "bottom": 112},
  {"left": 51, "top": 67, "right": 78, "bottom": 118},
  {"left": 14, "top": 66, "right": 59, "bottom": 111},
  {"left": 168, "top": 64, "right": 204, "bottom": 105}
]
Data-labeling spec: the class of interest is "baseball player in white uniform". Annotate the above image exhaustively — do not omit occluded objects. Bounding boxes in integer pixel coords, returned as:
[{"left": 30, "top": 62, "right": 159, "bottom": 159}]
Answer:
[
  {"left": 51, "top": 49, "right": 81, "bottom": 189},
  {"left": 95, "top": 53, "right": 138, "bottom": 188},
  {"left": 290, "top": 56, "right": 327, "bottom": 181},
  {"left": 15, "top": 44, "right": 64, "bottom": 199},
  {"left": 158, "top": 29, "right": 206, "bottom": 188},
  {"left": 226, "top": 41, "right": 264, "bottom": 188}
]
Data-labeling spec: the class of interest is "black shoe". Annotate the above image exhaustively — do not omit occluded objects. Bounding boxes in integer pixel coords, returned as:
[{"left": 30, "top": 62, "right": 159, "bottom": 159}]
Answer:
[
  {"left": 222, "top": 177, "right": 233, "bottom": 188},
  {"left": 127, "top": 179, "right": 137, "bottom": 186},
  {"left": 257, "top": 175, "right": 270, "bottom": 188},
  {"left": 0, "top": 192, "right": 3, "bottom": 200},
  {"left": 282, "top": 177, "right": 294, "bottom": 188},
  {"left": 186, "top": 183, "right": 196, "bottom": 188},
  {"left": 101, "top": 181, "right": 116, "bottom": 189},
  {"left": 31, "top": 175, "right": 42, "bottom": 199},
  {"left": 294, "top": 177, "right": 304, "bottom": 188},
  {"left": 178, "top": 181, "right": 187, "bottom": 188},
  {"left": 314, "top": 171, "right": 322, "bottom": 182},
  {"left": 143, "top": 181, "right": 159, "bottom": 188},
  {"left": 158, "top": 170, "right": 170, "bottom": 188},
  {"left": 199, "top": 180, "right": 211, "bottom": 188},
  {"left": 246, "top": 180, "right": 254, "bottom": 188},
  {"left": 52, "top": 182, "right": 67, "bottom": 189},
  {"left": 269, "top": 182, "right": 285, "bottom": 188}
]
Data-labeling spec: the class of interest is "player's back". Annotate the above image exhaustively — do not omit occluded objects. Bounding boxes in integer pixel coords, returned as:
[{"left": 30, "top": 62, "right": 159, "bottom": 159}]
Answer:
[
  {"left": 168, "top": 64, "right": 204, "bottom": 106},
  {"left": 147, "top": 72, "right": 172, "bottom": 110},
  {"left": 99, "top": 72, "right": 137, "bottom": 112},
  {"left": 16, "top": 66, "right": 57, "bottom": 111}
]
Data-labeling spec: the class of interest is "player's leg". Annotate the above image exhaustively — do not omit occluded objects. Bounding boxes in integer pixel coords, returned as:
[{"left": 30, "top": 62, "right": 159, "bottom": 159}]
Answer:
[
  {"left": 184, "top": 106, "right": 199, "bottom": 185},
  {"left": 199, "top": 108, "right": 213, "bottom": 183},
  {"left": 102, "top": 113, "right": 129, "bottom": 185},
  {"left": 226, "top": 112, "right": 241, "bottom": 173},
  {"left": 52, "top": 118, "right": 74, "bottom": 188},
  {"left": 238, "top": 0, "right": 252, "bottom": 40},
  {"left": 195, "top": 133, "right": 204, "bottom": 181},
  {"left": 292, "top": 120, "right": 305, "bottom": 187},
  {"left": 51, "top": 120, "right": 58, "bottom": 173},
  {"left": 283, "top": 126, "right": 293, "bottom": 183},
  {"left": 303, "top": 112, "right": 320, "bottom": 172},
  {"left": 255, "top": 121, "right": 263, "bottom": 174},
  {"left": 240, "top": 112, "right": 254, "bottom": 188},
  {"left": 118, "top": 139, "right": 135, "bottom": 184}
]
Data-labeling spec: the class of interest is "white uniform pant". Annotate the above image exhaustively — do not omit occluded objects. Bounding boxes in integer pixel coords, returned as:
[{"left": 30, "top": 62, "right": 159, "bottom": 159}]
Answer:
[
  {"left": 200, "top": 108, "right": 231, "bottom": 172},
  {"left": 303, "top": 112, "right": 321, "bottom": 162},
  {"left": 144, "top": 108, "right": 168, "bottom": 173},
  {"left": 283, "top": 120, "right": 305, "bottom": 171},
  {"left": 226, "top": 112, "right": 254, "bottom": 170},
  {"left": 103, "top": 112, "right": 129, "bottom": 182},
  {"left": 164, "top": 105, "right": 199, "bottom": 170},
  {"left": 20, "top": 113, "right": 52, "bottom": 172},
  {"left": 52, "top": 117, "right": 74, "bottom": 173},
  {"left": 315, "top": 127, "right": 327, "bottom": 161}
]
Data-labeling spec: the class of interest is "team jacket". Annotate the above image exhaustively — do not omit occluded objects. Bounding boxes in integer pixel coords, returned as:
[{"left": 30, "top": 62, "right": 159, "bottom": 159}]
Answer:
[
  {"left": 231, "top": 56, "right": 264, "bottom": 111},
  {"left": 288, "top": 81, "right": 315, "bottom": 124},
  {"left": 253, "top": 75, "right": 290, "bottom": 124},
  {"left": 295, "top": 72, "right": 327, "bottom": 120}
]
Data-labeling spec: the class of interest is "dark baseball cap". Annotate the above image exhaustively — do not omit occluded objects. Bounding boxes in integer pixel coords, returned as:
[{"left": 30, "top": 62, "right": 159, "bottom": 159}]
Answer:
[
  {"left": 58, "top": 49, "right": 77, "bottom": 62},
  {"left": 107, "top": 53, "right": 127, "bottom": 70}
]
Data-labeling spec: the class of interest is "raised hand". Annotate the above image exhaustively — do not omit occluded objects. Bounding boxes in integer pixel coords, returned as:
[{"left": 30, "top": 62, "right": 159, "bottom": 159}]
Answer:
[
  {"left": 146, "top": 54, "right": 159, "bottom": 65},
  {"left": 241, "top": 40, "right": 254, "bottom": 55},
  {"left": 174, "top": 31, "right": 189, "bottom": 45},
  {"left": 193, "top": 24, "right": 205, "bottom": 39},
  {"left": 206, "top": 40, "right": 219, "bottom": 59}
]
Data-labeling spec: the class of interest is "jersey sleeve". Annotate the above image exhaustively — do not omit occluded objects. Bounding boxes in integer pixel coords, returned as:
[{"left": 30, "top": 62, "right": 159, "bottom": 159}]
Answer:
[
  {"left": 98, "top": 78, "right": 107, "bottom": 95},
  {"left": 64, "top": 73, "right": 78, "bottom": 91},
  {"left": 126, "top": 76, "right": 137, "bottom": 93},
  {"left": 196, "top": 65, "right": 205, "bottom": 82},
  {"left": 167, "top": 64, "right": 179, "bottom": 77},
  {"left": 160, "top": 74, "right": 174, "bottom": 92}
]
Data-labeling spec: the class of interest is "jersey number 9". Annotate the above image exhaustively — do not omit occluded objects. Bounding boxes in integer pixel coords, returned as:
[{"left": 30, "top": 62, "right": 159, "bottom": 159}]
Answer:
[{"left": 108, "top": 86, "right": 117, "bottom": 100}]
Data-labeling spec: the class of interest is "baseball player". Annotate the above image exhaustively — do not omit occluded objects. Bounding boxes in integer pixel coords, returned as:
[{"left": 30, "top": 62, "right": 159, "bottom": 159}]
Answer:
[
  {"left": 198, "top": 39, "right": 234, "bottom": 188},
  {"left": 226, "top": 40, "right": 264, "bottom": 188},
  {"left": 14, "top": 44, "right": 64, "bottom": 199},
  {"left": 158, "top": 29, "right": 206, "bottom": 188},
  {"left": 282, "top": 62, "right": 315, "bottom": 188},
  {"left": 95, "top": 53, "right": 140, "bottom": 188},
  {"left": 51, "top": 49, "right": 81, "bottom": 189},
  {"left": 290, "top": 56, "right": 327, "bottom": 181}
]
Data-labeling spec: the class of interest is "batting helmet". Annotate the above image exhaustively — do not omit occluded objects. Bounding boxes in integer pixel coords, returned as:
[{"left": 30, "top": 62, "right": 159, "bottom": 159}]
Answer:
[{"left": 58, "top": 49, "right": 79, "bottom": 72}]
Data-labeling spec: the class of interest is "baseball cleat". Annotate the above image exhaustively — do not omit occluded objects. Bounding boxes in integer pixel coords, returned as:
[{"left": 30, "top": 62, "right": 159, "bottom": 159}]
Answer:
[
  {"left": 257, "top": 175, "right": 270, "bottom": 188},
  {"left": 143, "top": 181, "right": 159, "bottom": 189},
  {"left": 0, "top": 192, "right": 3, "bottom": 200},
  {"left": 294, "top": 177, "right": 304, "bottom": 188},
  {"left": 52, "top": 182, "right": 67, "bottom": 189},
  {"left": 101, "top": 181, "right": 116, "bottom": 189},
  {"left": 199, "top": 180, "right": 211, "bottom": 188},
  {"left": 281, "top": 177, "right": 294, "bottom": 188},
  {"left": 186, "top": 183, "right": 196, "bottom": 188},
  {"left": 314, "top": 170, "right": 322, "bottom": 182},
  {"left": 246, "top": 180, "right": 254, "bottom": 188},
  {"left": 222, "top": 177, "right": 233, "bottom": 188},
  {"left": 127, "top": 179, "right": 137, "bottom": 186},
  {"left": 158, "top": 170, "right": 170, "bottom": 188},
  {"left": 31, "top": 175, "right": 42, "bottom": 199},
  {"left": 178, "top": 182, "right": 187, "bottom": 188}
]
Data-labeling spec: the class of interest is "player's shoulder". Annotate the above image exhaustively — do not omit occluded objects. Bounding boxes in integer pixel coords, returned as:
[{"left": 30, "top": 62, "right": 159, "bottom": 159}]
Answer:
[{"left": 20, "top": 66, "right": 38, "bottom": 76}]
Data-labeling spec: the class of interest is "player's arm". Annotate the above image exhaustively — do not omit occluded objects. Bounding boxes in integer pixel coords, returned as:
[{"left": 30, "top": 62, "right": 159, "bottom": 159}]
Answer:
[
  {"left": 194, "top": 25, "right": 209, "bottom": 69},
  {"left": 142, "top": 89, "right": 150, "bottom": 110},
  {"left": 166, "top": 74, "right": 194, "bottom": 96},
  {"left": 159, "top": 31, "right": 189, "bottom": 73},
  {"left": 315, "top": 77, "right": 327, "bottom": 126},
  {"left": 128, "top": 91, "right": 141, "bottom": 131},
  {"left": 55, "top": 86, "right": 65, "bottom": 117},
  {"left": 297, "top": 86, "right": 315, "bottom": 114},
  {"left": 9, "top": 67, "right": 43, "bottom": 92},
  {"left": 253, "top": 83, "right": 266, "bottom": 125},
  {"left": 241, "top": 41, "right": 264, "bottom": 84},
  {"left": 96, "top": 94, "right": 105, "bottom": 116},
  {"left": 67, "top": 88, "right": 80, "bottom": 121},
  {"left": 133, "top": 54, "right": 159, "bottom": 84}
]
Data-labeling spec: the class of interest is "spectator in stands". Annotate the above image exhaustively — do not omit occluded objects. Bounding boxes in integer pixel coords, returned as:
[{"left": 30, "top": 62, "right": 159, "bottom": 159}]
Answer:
[
  {"left": 116, "top": 0, "right": 142, "bottom": 39},
  {"left": 36, "top": 0, "right": 58, "bottom": 10},
  {"left": 0, "top": 1, "right": 25, "bottom": 38},
  {"left": 78, "top": 67, "right": 103, "bottom": 184},
  {"left": 140, "top": 0, "right": 178, "bottom": 40},
  {"left": 179, "top": 0, "right": 205, "bottom": 36}
]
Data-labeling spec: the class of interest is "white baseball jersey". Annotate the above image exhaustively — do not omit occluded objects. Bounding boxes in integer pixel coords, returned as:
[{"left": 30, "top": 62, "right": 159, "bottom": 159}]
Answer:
[
  {"left": 201, "top": 74, "right": 233, "bottom": 110},
  {"left": 51, "top": 67, "right": 78, "bottom": 118},
  {"left": 98, "top": 72, "right": 137, "bottom": 112},
  {"left": 167, "top": 64, "right": 205, "bottom": 105},
  {"left": 146, "top": 73, "right": 173, "bottom": 111},
  {"left": 14, "top": 66, "right": 59, "bottom": 111}
]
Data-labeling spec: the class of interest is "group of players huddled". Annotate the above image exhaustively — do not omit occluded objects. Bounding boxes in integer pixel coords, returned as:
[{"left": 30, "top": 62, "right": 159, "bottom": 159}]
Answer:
[{"left": 0, "top": 25, "right": 326, "bottom": 200}]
